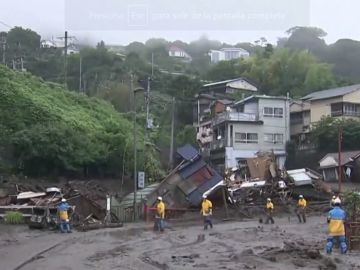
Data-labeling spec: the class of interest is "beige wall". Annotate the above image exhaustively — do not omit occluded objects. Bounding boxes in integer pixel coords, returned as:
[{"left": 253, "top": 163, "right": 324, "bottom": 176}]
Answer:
[
  {"left": 310, "top": 97, "right": 343, "bottom": 123},
  {"left": 343, "top": 90, "right": 360, "bottom": 102}
]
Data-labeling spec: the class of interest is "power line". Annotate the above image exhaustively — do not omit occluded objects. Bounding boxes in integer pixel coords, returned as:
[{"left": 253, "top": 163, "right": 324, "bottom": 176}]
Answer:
[{"left": 0, "top": 21, "right": 12, "bottom": 29}]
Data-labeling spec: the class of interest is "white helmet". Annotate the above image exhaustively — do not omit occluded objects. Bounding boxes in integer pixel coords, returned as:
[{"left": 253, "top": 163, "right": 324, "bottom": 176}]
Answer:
[
  {"left": 334, "top": 197, "right": 341, "bottom": 205},
  {"left": 267, "top": 198, "right": 271, "bottom": 201},
  {"left": 61, "top": 198, "right": 67, "bottom": 202},
  {"left": 157, "top": 196, "right": 162, "bottom": 201},
  {"left": 299, "top": 195, "right": 303, "bottom": 198}
]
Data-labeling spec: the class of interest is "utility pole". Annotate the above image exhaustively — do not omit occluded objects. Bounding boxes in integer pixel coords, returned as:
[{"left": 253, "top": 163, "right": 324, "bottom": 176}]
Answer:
[
  {"left": 131, "top": 74, "right": 138, "bottom": 221},
  {"left": 57, "top": 31, "right": 76, "bottom": 89},
  {"left": 0, "top": 34, "right": 6, "bottom": 65},
  {"left": 338, "top": 126, "right": 343, "bottom": 193},
  {"left": 64, "top": 31, "right": 68, "bottom": 88},
  {"left": 79, "top": 56, "right": 82, "bottom": 92},
  {"left": 169, "top": 97, "right": 175, "bottom": 170},
  {"left": 151, "top": 52, "right": 154, "bottom": 77},
  {"left": 145, "top": 76, "right": 151, "bottom": 133}
]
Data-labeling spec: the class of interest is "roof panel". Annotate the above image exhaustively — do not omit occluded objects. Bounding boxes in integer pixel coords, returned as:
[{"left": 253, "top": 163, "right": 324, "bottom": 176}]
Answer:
[
  {"left": 179, "top": 159, "right": 207, "bottom": 179},
  {"left": 302, "top": 84, "right": 360, "bottom": 101},
  {"left": 176, "top": 144, "right": 199, "bottom": 161},
  {"left": 319, "top": 150, "right": 360, "bottom": 167}
]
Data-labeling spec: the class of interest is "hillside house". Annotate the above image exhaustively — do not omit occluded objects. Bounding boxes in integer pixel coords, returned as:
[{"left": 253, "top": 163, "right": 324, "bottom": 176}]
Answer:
[
  {"left": 319, "top": 150, "right": 360, "bottom": 182},
  {"left": 290, "top": 84, "right": 360, "bottom": 149},
  {"left": 210, "top": 95, "right": 290, "bottom": 173},
  {"left": 209, "top": 48, "right": 249, "bottom": 63}
]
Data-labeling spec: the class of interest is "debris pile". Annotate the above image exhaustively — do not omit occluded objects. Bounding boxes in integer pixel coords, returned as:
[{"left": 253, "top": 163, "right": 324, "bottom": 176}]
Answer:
[
  {"left": 0, "top": 181, "right": 120, "bottom": 229},
  {"left": 224, "top": 152, "right": 331, "bottom": 207}
]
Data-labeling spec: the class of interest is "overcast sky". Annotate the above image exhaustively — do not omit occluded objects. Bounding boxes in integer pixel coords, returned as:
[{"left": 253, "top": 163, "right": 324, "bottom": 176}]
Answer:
[{"left": 0, "top": 0, "right": 359, "bottom": 46}]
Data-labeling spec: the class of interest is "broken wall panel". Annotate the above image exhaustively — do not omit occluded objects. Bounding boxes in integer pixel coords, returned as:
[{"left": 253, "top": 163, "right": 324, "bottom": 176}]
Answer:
[
  {"left": 246, "top": 156, "right": 272, "bottom": 179},
  {"left": 187, "top": 174, "right": 223, "bottom": 206}
]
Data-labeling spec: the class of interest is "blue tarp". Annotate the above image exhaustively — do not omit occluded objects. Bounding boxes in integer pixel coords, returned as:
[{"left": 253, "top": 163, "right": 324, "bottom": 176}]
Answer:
[
  {"left": 177, "top": 144, "right": 199, "bottom": 161},
  {"left": 187, "top": 173, "right": 223, "bottom": 206}
]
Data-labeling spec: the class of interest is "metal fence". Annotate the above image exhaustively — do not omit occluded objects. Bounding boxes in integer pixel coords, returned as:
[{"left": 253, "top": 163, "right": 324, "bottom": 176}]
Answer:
[
  {"left": 111, "top": 203, "right": 143, "bottom": 223},
  {"left": 346, "top": 221, "right": 360, "bottom": 250}
]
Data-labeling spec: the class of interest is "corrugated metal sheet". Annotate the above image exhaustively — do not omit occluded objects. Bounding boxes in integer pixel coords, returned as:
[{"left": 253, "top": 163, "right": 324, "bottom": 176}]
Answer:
[
  {"left": 179, "top": 159, "right": 207, "bottom": 179},
  {"left": 120, "top": 183, "right": 160, "bottom": 207},
  {"left": 287, "top": 169, "right": 313, "bottom": 186},
  {"left": 187, "top": 173, "right": 223, "bottom": 206},
  {"left": 177, "top": 144, "right": 199, "bottom": 161}
]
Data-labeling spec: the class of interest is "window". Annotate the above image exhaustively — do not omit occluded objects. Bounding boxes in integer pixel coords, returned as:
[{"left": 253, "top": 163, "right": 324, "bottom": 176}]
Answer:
[
  {"left": 344, "top": 103, "right": 359, "bottom": 116},
  {"left": 263, "top": 107, "right": 273, "bottom": 116},
  {"left": 331, "top": 103, "right": 343, "bottom": 116},
  {"left": 290, "top": 112, "right": 303, "bottom": 124},
  {"left": 274, "top": 108, "right": 284, "bottom": 118},
  {"left": 264, "top": 133, "right": 284, "bottom": 144},
  {"left": 235, "top": 133, "right": 258, "bottom": 144},
  {"left": 263, "top": 107, "right": 283, "bottom": 118},
  {"left": 331, "top": 102, "right": 360, "bottom": 117}
]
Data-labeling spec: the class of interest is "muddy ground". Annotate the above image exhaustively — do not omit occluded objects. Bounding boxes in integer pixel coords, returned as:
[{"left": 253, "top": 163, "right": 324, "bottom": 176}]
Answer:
[{"left": 1, "top": 215, "right": 360, "bottom": 270}]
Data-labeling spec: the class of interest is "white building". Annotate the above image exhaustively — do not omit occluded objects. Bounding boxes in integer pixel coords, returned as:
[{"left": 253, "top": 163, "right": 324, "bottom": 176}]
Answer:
[
  {"left": 168, "top": 46, "right": 192, "bottom": 61},
  {"left": 40, "top": 39, "right": 80, "bottom": 54},
  {"left": 209, "top": 48, "right": 250, "bottom": 63},
  {"left": 210, "top": 95, "right": 290, "bottom": 173}
]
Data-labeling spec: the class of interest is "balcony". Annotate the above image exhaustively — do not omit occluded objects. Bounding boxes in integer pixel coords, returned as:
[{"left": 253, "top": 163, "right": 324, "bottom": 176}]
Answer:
[
  {"left": 212, "top": 112, "right": 258, "bottom": 126},
  {"left": 211, "top": 138, "right": 226, "bottom": 150}
]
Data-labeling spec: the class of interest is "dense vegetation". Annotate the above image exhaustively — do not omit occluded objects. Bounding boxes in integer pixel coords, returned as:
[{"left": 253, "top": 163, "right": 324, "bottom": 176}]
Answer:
[
  {"left": 1, "top": 26, "right": 360, "bottom": 178},
  {"left": 0, "top": 65, "right": 163, "bottom": 179}
]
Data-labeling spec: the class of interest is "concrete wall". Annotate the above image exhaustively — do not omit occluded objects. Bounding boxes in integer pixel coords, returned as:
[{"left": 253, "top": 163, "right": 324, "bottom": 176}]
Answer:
[{"left": 227, "top": 98, "right": 289, "bottom": 154}]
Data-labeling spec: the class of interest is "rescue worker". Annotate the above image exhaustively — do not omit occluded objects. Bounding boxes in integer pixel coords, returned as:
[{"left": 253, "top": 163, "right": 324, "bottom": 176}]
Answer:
[
  {"left": 326, "top": 197, "right": 347, "bottom": 254},
  {"left": 57, "top": 198, "right": 72, "bottom": 233},
  {"left": 155, "top": 196, "right": 165, "bottom": 232},
  {"left": 296, "top": 195, "right": 307, "bottom": 223},
  {"left": 265, "top": 198, "right": 274, "bottom": 224},
  {"left": 201, "top": 195, "right": 213, "bottom": 230}
]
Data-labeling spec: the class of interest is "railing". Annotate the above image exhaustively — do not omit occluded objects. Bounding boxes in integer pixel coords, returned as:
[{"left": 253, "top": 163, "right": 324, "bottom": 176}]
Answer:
[{"left": 213, "top": 111, "right": 258, "bottom": 126}]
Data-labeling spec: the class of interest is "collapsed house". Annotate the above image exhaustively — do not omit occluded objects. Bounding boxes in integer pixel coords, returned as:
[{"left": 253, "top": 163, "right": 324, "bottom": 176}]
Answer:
[
  {"left": 224, "top": 152, "right": 331, "bottom": 204},
  {"left": 116, "top": 144, "right": 224, "bottom": 221},
  {"left": 0, "top": 182, "right": 119, "bottom": 227},
  {"left": 145, "top": 144, "right": 223, "bottom": 208}
]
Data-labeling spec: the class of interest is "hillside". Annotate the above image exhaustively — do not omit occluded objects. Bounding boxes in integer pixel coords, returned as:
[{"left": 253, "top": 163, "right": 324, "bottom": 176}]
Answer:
[{"left": 0, "top": 65, "right": 162, "bottom": 178}]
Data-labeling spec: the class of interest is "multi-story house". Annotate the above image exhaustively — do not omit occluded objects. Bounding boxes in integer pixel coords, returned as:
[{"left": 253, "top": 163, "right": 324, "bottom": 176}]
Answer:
[
  {"left": 290, "top": 84, "right": 360, "bottom": 148},
  {"left": 210, "top": 95, "right": 290, "bottom": 173},
  {"left": 209, "top": 48, "right": 249, "bottom": 63},
  {"left": 193, "top": 78, "right": 258, "bottom": 157}
]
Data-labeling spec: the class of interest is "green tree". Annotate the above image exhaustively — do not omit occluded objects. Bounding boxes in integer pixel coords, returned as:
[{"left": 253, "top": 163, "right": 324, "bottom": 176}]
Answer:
[
  {"left": 311, "top": 117, "right": 360, "bottom": 153},
  {"left": 285, "top": 26, "right": 328, "bottom": 59},
  {"left": 304, "top": 63, "right": 336, "bottom": 93}
]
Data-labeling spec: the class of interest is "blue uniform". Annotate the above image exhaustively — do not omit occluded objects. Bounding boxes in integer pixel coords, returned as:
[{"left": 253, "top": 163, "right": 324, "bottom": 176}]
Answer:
[
  {"left": 57, "top": 202, "right": 72, "bottom": 233},
  {"left": 326, "top": 206, "right": 347, "bottom": 254}
]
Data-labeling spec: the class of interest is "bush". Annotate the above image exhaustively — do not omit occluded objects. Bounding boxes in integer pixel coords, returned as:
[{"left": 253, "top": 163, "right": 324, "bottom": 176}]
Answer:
[
  {"left": 4, "top": 211, "right": 24, "bottom": 224},
  {"left": 0, "top": 65, "right": 162, "bottom": 178},
  {"left": 343, "top": 192, "right": 360, "bottom": 221}
]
